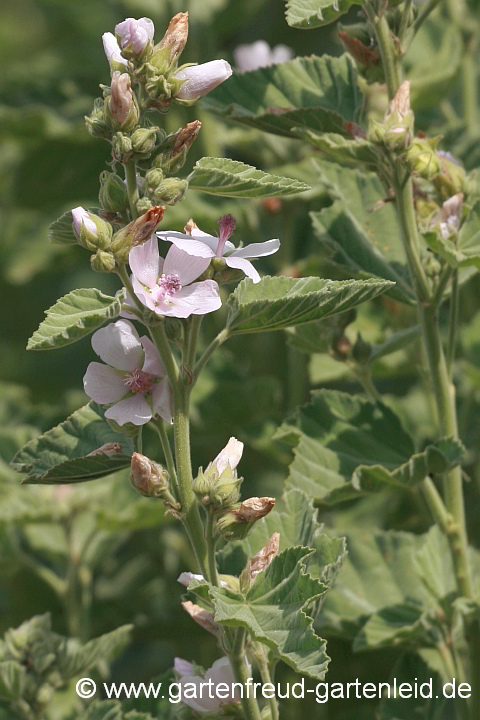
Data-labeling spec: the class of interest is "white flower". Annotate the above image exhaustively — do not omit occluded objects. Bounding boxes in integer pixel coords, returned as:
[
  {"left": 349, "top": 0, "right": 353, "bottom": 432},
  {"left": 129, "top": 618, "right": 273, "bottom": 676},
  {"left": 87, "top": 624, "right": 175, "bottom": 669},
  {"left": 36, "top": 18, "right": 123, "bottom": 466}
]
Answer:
[
  {"left": 83, "top": 320, "right": 173, "bottom": 426},
  {"left": 129, "top": 235, "right": 222, "bottom": 318},
  {"left": 211, "top": 437, "right": 244, "bottom": 476},
  {"left": 102, "top": 32, "right": 129, "bottom": 70},
  {"left": 115, "top": 17, "right": 154, "bottom": 55},
  {"left": 72, "top": 206, "right": 97, "bottom": 239},
  {"left": 177, "top": 572, "right": 228, "bottom": 588},
  {"left": 174, "top": 60, "right": 232, "bottom": 101},
  {"left": 158, "top": 215, "right": 280, "bottom": 284},
  {"left": 173, "top": 657, "right": 242, "bottom": 713},
  {"left": 233, "top": 40, "right": 294, "bottom": 71}
]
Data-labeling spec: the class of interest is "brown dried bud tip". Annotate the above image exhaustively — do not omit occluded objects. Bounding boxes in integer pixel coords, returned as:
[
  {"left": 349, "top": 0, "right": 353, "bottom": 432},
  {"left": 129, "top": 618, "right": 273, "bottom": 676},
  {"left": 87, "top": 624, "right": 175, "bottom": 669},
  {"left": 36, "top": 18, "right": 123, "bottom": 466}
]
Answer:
[
  {"left": 387, "top": 81, "right": 411, "bottom": 121},
  {"left": 182, "top": 601, "right": 220, "bottom": 636},
  {"left": 158, "top": 12, "right": 189, "bottom": 63},
  {"left": 338, "top": 32, "right": 380, "bottom": 67},
  {"left": 172, "top": 120, "right": 202, "bottom": 155},
  {"left": 233, "top": 497, "right": 276, "bottom": 523},
  {"left": 87, "top": 442, "right": 124, "bottom": 457},
  {"left": 131, "top": 452, "right": 169, "bottom": 498},
  {"left": 184, "top": 218, "right": 198, "bottom": 235},
  {"left": 111, "top": 72, "right": 134, "bottom": 125},
  {"left": 247, "top": 533, "right": 280, "bottom": 581}
]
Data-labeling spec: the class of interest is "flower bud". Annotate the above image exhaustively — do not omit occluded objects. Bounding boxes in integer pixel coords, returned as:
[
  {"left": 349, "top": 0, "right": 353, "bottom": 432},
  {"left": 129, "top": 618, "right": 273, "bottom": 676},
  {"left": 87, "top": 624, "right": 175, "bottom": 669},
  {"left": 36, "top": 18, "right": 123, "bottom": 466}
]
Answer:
[
  {"left": 406, "top": 138, "right": 441, "bottom": 180},
  {"left": 240, "top": 533, "right": 280, "bottom": 591},
  {"left": 152, "top": 12, "right": 189, "bottom": 72},
  {"left": 352, "top": 332, "right": 372, "bottom": 366},
  {"left": 145, "top": 167, "right": 165, "bottom": 191},
  {"left": 71, "top": 207, "right": 113, "bottom": 251},
  {"left": 193, "top": 438, "right": 244, "bottom": 508},
  {"left": 153, "top": 121, "right": 201, "bottom": 174},
  {"left": 115, "top": 17, "right": 155, "bottom": 59},
  {"left": 131, "top": 127, "right": 157, "bottom": 157},
  {"left": 102, "top": 32, "right": 129, "bottom": 72},
  {"left": 111, "top": 206, "right": 165, "bottom": 263},
  {"left": 112, "top": 131, "right": 133, "bottom": 161},
  {"left": 85, "top": 97, "right": 109, "bottom": 139},
  {"left": 153, "top": 178, "right": 188, "bottom": 206},
  {"left": 216, "top": 497, "right": 276, "bottom": 540},
  {"left": 90, "top": 249, "right": 116, "bottom": 273},
  {"left": 181, "top": 601, "right": 220, "bottom": 636},
  {"left": 131, "top": 452, "right": 169, "bottom": 498},
  {"left": 173, "top": 60, "right": 232, "bottom": 103},
  {"left": 99, "top": 171, "right": 129, "bottom": 213},
  {"left": 136, "top": 197, "right": 153, "bottom": 214},
  {"left": 368, "top": 81, "right": 413, "bottom": 152},
  {"left": 432, "top": 151, "right": 467, "bottom": 198},
  {"left": 106, "top": 72, "right": 139, "bottom": 131}
]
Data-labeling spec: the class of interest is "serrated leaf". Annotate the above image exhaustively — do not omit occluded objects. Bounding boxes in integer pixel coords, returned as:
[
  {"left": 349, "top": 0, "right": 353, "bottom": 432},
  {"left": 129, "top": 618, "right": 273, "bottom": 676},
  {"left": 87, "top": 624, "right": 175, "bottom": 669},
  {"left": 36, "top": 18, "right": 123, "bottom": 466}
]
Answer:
[
  {"left": 0, "top": 661, "right": 27, "bottom": 701},
  {"left": 275, "top": 390, "right": 439, "bottom": 506},
  {"left": 59, "top": 625, "right": 132, "bottom": 679},
  {"left": 48, "top": 209, "right": 78, "bottom": 245},
  {"left": 293, "top": 129, "right": 379, "bottom": 168},
  {"left": 424, "top": 201, "right": 480, "bottom": 269},
  {"left": 286, "top": 0, "right": 360, "bottom": 29},
  {"left": 27, "top": 288, "right": 126, "bottom": 351},
  {"left": 11, "top": 402, "right": 133, "bottom": 484},
  {"left": 196, "top": 547, "right": 330, "bottom": 680},
  {"left": 219, "top": 488, "right": 347, "bottom": 586},
  {"left": 204, "top": 55, "right": 363, "bottom": 139},
  {"left": 226, "top": 276, "right": 394, "bottom": 335},
  {"left": 188, "top": 157, "right": 310, "bottom": 198},
  {"left": 311, "top": 162, "right": 415, "bottom": 304}
]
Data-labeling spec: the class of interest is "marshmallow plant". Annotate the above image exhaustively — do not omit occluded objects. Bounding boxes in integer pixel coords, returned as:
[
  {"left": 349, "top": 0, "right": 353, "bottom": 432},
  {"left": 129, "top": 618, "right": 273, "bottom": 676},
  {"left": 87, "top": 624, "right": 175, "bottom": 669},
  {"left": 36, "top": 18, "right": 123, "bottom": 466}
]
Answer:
[{"left": 14, "top": 4, "right": 480, "bottom": 720}]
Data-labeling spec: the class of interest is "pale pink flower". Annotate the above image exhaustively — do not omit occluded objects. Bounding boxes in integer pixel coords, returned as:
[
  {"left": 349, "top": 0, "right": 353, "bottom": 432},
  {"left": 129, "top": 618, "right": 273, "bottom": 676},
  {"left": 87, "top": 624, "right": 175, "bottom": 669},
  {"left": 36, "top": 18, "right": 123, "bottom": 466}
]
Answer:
[
  {"left": 174, "top": 60, "right": 232, "bottom": 101},
  {"left": 209, "top": 437, "right": 244, "bottom": 476},
  {"left": 233, "top": 40, "right": 294, "bottom": 71},
  {"left": 158, "top": 215, "right": 280, "bottom": 284},
  {"left": 115, "top": 17, "right": 154, "bottom": 55},
  {"left": 173, "top": 657, "right": 242, "bottom": 713},
  {"left": 129, "top": 235, "right": 222, "bottom": 318},
  {"left": 83, "top": 320, "right": 173, "bottom": 426},
  {"left": 102, "top": 32, "right": 129, "bottom": 70},
  {"left": 72, "top": 206, "right": 97, "bottom": 239}
]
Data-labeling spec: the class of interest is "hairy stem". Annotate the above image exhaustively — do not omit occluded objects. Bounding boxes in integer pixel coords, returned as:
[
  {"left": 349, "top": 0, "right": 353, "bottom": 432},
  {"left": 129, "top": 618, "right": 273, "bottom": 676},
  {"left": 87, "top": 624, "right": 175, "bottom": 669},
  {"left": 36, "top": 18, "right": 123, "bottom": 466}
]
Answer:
[
  {"left": 447, "top": 270, "right": 459, "bottom": 378},
  {"left": 153, "top": 417, "right": 179, "bottom": 499},
  {"left": 257, "top": 647, "right": 279, "bottom": 720},
  {"left": 206, "top": 511, "right": 220, "bottom": 587},
  {"left": 229, "top": 628, "right": 263, "bottom": 720},
  {"left": 124, "top": 160, "right": 139, "bottom": 220}
]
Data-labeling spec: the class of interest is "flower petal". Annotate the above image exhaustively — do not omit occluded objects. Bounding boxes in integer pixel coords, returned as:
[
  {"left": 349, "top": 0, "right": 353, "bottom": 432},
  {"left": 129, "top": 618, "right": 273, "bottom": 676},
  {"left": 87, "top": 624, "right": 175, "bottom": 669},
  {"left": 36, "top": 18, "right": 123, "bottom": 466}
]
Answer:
[
  {"left": 152, "top": 379, "right": 173, "bottom": 424},
  {"left": 129, "top": 235, "right": 160, "bottom": 288},
  {"left": 164, "top": 280, "right": 222, "bottom": 318},
  {"left": 163, "top": 244, "right": 212, "bottom": 285},
  {"left": 225, "top": 256, "right": 260, "bottom": 283},
  {"left": 177, "top": 572, "right": 205, "bottom": 588},
  {"left": 174, "top": 657, "right": 195, "bottom": 677},
  {"left": 91, "top": 320, "right": 144, "bottom": 371},
  {"left": 140, "top": 335, "right": 165, "bottom": 376},
  {"left": 157, "top": 230, "right": 216, "bottom": 258},
  {"left": 132, "top": 276, "right": 157, "bottom": 312},
  {"left": 105, "top": 394, "right": 152, "bottom": 426},
  {"left": 230, "top": 239, "right": 280, "bottom": 258},
  {"left": 174, "top": 60, "right": 232, "bottom": 101},
  {"left": 214, "top": 437, "right": 244, "bottom": 475},
  {"left": 83, "top": 363, "right": 126, "bottom": 404}
]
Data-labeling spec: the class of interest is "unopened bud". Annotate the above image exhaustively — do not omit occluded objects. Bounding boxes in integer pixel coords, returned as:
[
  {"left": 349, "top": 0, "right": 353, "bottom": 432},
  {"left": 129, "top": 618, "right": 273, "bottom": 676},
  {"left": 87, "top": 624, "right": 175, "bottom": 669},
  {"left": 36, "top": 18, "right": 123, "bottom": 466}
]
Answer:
[
  {"left": 131, "top": 127, "right": 157, "bottom": 157},
  {"left": 71, "top": 207, "right": 112, "bottom": 251},
  {"left": 112, "top": 131, "right": 133, "bottom": 161},
  {"left": 131, "top": 452, "right": 169, "bottom": 498},
  {"left": 217, "top": 497, "right": 276, "bottom": 540},
  {"left": 352, "top": 332, "right": 372, "bottom": 365},
  {"left": 106, "top": 72, "right": 139, "bottom": 130},
  {"left": 154, "top": 121, "right": 202, "bottom": 173},
  {"left": 406, "top": 138, "right": 441, "bottom": 180},
  {"left": 153, "top": 12, "right": 189, "bottom": 71},
  {"left": 153, "top": 178, "right": 188, "bottom": 206},
  {"left": 111, "top": 206, "right": 165, "bottom": 263},
  {"left": 99, "top": 171, "right": 129, "bottom": 213},
  {"left": 369, "top": 81, "right": 413, "bottom": 152},
  {"left": 240, "top": 533, "right": 280, "bottom": 591},
  {"left": 182, "top": 601, "right": 219, "bottom": 636},
  {"left": 115, "top": 17, "right": 154, "bottom": 59},
  {"left": 173, "top": 60, "right": 232, "bottom": 103},
  {"left": 145, "top": 168, "right": 165, "bottom": 191},
  {"left": 433, "top": 151, "right": 467, "bottom": 198},
  {"left": 91, "top": 249, "right": 116, "bottom": 273},
  {"left": 85, "top": 97, "right": 110, "bottom": 139},
  {"left": 136, "top": 197, "right": 153, "bottom": 214},
  {"left": 102, "top": 32, "right": 129, "bottom": 72}
]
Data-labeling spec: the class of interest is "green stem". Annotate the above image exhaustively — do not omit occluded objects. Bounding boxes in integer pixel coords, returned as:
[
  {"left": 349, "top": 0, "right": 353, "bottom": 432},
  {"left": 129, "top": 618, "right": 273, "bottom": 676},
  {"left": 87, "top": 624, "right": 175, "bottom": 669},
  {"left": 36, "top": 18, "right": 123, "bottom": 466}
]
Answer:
[
  {"left": 355, "top": 366, "right": 383, "bottom": 404},
  {"left": 153, "top": 417, "right": 179, "bottom": 499},
  {"left": 257, "top": 647, "right": 279, "bottom": 720},
  {"left": 206, "top": 511, "right": 220, "bottom": 587},
  {"left": 184, "top": 315, "right": 202, "bottom": 382},
  {"left": 193, "top": 328, "right": 230, "bottom": 382},
  {"left": 124, "top": 160, "right": 139, "bottom": 220},
  {"left": 462, "top": 38, "right": 478, "bottom": 132},
  {"left": 433, "top": 264, "right": 453, "bottom": 306},
  {"left": 369, "top": 13, "right": 402, "bottom": 101},
  {"left": 229, "top": 628, "right": 263, "bottom": 720},
  {"left": 410, "top": 0, "right": 442, "bottom": 40},
  {"left": 447, "top": 270, "right": 459, "bottom": 378},
  {"left": 421, "top": 477, "right": 451, "bottom": 534}
]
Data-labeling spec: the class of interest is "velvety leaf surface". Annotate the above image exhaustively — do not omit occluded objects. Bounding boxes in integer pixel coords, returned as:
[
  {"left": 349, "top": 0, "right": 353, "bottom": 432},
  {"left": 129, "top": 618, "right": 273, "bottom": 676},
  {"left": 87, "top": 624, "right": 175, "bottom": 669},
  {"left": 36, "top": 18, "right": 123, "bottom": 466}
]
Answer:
[
  {"left": 226, "top": 276, "right": 394, "bottom": 334},
  {"left": 188, "top": 157, "right": 310, "bottom": 197},
  {"left": 293, "top": 129, "right": 380, "bottom": 168},
  {"left": 204, "top": 56, "right": 363, "bottom": 138},
  {"left": 48, "top": 209, "right": 78, "bottom": 245},
  {"left": 27, "top": 288, "right": 126, "bottom": 351},
  {"left": 285, "top": 0, "right": 360, "bottom": 29}
]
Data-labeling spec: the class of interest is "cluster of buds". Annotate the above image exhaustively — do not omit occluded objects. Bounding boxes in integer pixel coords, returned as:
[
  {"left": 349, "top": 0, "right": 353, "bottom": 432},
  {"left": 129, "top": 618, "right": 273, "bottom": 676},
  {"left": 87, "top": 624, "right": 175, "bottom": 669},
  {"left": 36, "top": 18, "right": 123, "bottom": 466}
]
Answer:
[
  {"left": 71, "top": 205, "right": 164, "bottom": 270},
  {"left": 369, "top": 81, "right": 414, "bottom": 153}
]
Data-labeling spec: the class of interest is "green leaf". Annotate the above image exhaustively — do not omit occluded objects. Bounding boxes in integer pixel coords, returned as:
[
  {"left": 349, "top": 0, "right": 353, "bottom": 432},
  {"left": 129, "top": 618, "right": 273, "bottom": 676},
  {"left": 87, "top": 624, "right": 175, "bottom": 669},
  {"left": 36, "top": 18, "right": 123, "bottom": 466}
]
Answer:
[
  {"left": 59, "top": 625, "right": 133, "bottom": 679},
  {"left": 293, "top": 129, "right": 380, "bottom": 169},
  {"left": 204, "top": 55, "right": 364, "bottom": 139},
  {"left": 424, "top": 201, "right": 480, "bottom": 269},
  {"left": 188, "top": 157, "right": 310, "bottom": 198},
  {"left": 195, "top": 547, "right": 330, "bottom": 680},
  {"left": 11, "top": 402, "right": 133, "bottom": 484},
  {"left": 219, "top": 488, "right": 347, "bottom": 586},
  {"left": 285, "top": 0, "right": 360, "bottom": 28},
  {"left": 226, "top": 276, "right": 394, "bottom": 335},
  {"left": 311, "top": 162, "right": 415, "bottom": 304},
  {"left": 286, "top": 311, "right": 356, "bottom": 355},
  {"left": 27, "top": 288, "right": 126, "bottom": 351},
  {"left": 0, "top": 661, "right": 27, "bottom": 701},
  {"left": 48, "top": 209, "right": 78, "bottom": 245}
]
